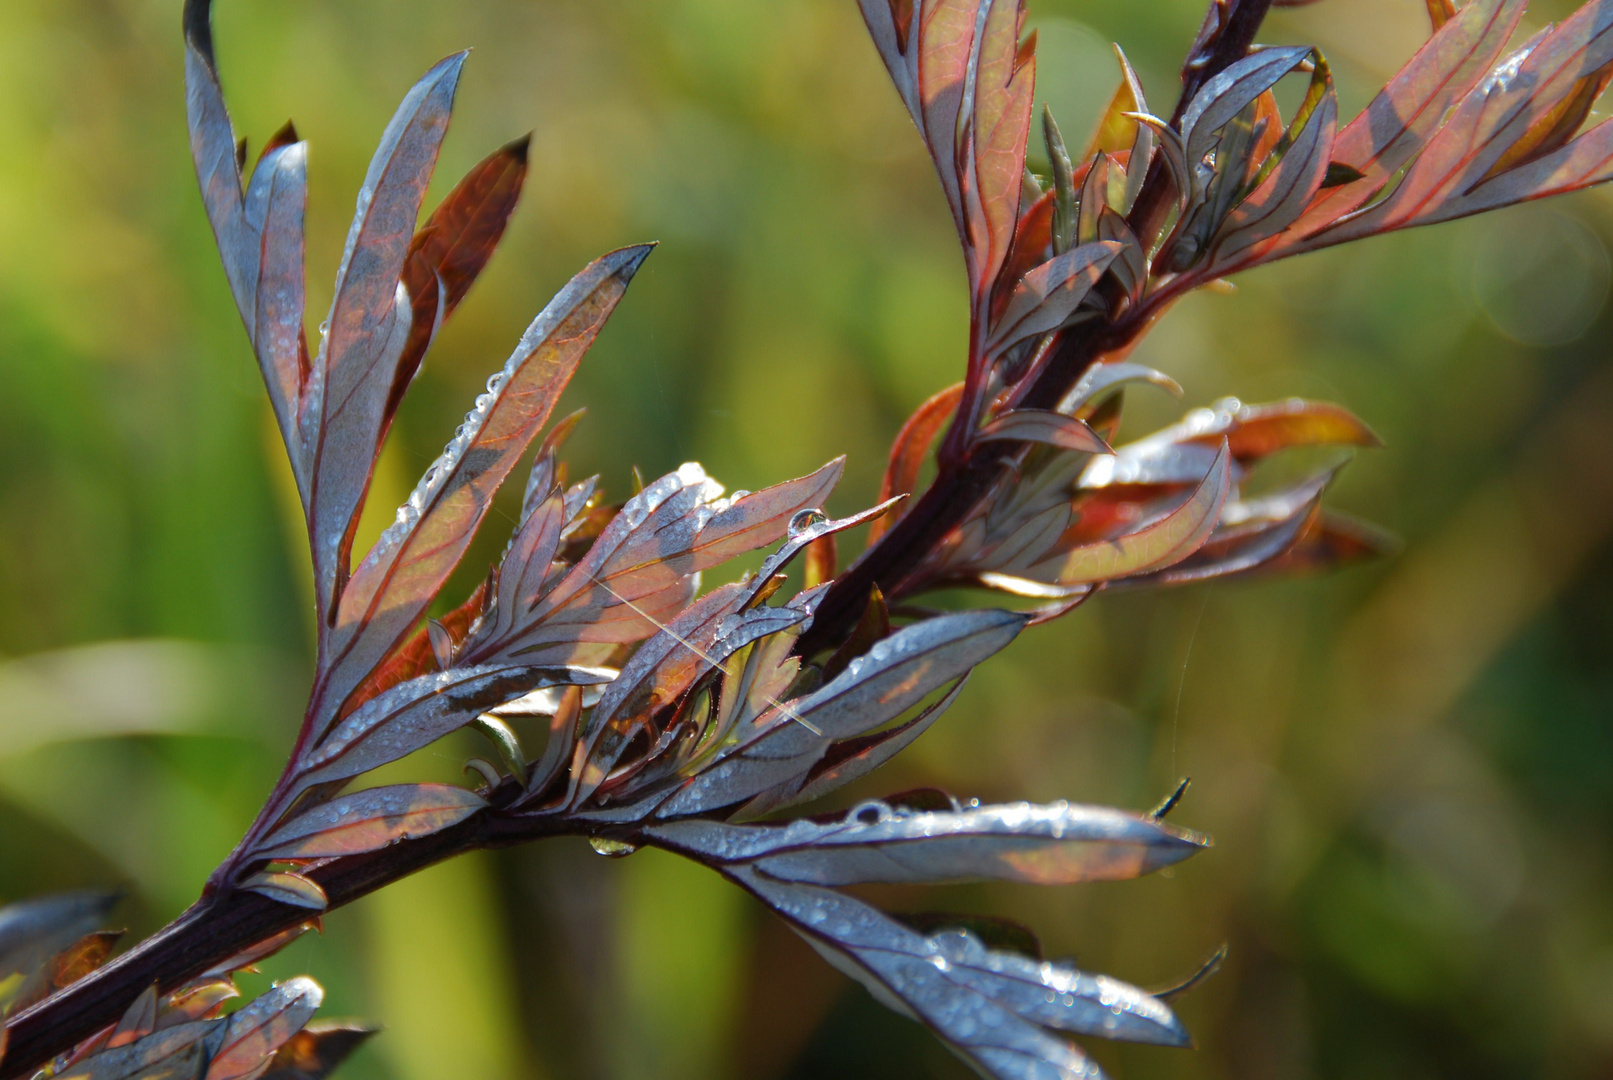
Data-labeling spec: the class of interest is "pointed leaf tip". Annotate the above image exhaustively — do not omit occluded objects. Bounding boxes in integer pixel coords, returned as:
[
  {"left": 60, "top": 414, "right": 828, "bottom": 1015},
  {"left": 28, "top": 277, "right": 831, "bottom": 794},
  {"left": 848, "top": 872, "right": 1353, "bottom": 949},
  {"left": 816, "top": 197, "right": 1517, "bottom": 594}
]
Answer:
[
  {"left": 182, "top": 0, "right": 215, "bottom": 64},
  {"left": 612, "top": 242, "right": 657, "bottom": 282}
]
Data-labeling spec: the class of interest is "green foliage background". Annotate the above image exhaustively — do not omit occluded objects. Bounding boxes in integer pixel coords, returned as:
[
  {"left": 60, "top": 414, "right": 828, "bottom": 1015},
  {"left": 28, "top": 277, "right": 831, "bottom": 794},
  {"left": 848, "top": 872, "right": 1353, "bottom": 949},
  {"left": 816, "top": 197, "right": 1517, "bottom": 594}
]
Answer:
[{"left": 2, "top": 0, "right": 1612, "bottom": 1077}]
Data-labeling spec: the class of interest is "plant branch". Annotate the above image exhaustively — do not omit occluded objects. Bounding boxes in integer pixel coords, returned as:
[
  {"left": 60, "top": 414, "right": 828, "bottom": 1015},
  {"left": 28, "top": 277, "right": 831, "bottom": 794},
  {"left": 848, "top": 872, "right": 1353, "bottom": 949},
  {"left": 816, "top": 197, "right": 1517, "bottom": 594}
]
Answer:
[
  {"left": 0, "top": 793, "right": 578, "bottom": 1079},
  {"left": 802, "top": 0, "right": 1276, "bottom": 654}
]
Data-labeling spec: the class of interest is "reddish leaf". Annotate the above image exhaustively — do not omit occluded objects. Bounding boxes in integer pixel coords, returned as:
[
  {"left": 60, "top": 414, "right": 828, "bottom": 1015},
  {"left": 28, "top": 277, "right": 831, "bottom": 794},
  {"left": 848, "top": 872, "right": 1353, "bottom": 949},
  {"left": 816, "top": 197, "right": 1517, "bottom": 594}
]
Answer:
[
  {"left": 917, "top": 0, "right": 980, "bottom": 233},
  {"left": 254, "top": 784, "right": 487, "bottom": 859},
  {"left": 343, "top": 580, "right": 487, "bottom": 718},
  {"left": 480, "top": 459, "right": 842, "bottom": 665},
  {"left": 871, "top": 382, "right": 965, "bottom": 544},
  {"left": 388, "top": 135, "right": 531, "bottom": 425},
  {"left": 965, "top": 0, "right": 1034, "bottom": 293},
  {"left": 1296, "top": 0, "right": 1526, "bottom": 233},
  {"left": 1035, "top": 441, "right": 1231, "bottom": 585}
]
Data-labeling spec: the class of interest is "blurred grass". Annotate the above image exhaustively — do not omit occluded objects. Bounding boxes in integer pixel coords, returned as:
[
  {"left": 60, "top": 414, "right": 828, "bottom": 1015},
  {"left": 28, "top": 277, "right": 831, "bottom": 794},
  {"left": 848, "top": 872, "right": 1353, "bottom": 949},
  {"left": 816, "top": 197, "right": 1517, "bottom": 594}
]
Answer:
[{"left": 2, "top": 0, "right": 1612, "bottom": 1078}]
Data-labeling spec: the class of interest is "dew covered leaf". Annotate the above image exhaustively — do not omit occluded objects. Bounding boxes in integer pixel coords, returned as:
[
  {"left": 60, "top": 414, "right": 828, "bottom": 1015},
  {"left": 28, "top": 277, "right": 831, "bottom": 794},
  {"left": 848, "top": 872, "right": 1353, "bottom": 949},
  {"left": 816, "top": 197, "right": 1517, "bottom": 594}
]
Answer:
[
  {"left": 324, "top": 245, "right": 652, "bottom": 724},
  {"left": 742, "top": 674, "right": 968, "bottom": 817},
  {"left": 292, "top": 666, "right": 606, "bottom": 793},
  {"left": 735, "top": 866, "right": 1190, "bottom": 1079},
  {"left": 469, "top": 459, "right": 841, "bottom": 666},
  {"left": 649, "top": 796, "right": 1206, "bottom": 885},
  {"left": 204, "top": 978, "right": 323, "bottom": 1080},
  {"left": 253, "top": 784, "right": 486, "bottom": 860}
]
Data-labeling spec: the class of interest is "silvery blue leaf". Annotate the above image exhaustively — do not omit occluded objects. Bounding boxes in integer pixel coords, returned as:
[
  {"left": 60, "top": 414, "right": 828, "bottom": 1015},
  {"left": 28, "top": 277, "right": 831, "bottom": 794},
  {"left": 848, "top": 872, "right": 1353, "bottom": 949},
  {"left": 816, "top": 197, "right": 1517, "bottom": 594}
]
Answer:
[
  {"left": 648, "top": 797, "right": 1206, "bottom": 885},
  {"left": 733, "top": 866, "right": 1191, "bottom": 1080}
]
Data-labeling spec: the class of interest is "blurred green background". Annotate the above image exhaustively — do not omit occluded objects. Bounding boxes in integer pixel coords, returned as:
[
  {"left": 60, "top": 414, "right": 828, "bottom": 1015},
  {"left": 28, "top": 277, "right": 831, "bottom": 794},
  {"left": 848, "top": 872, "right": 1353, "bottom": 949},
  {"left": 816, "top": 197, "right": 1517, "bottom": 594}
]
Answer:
[{"left": 3, "top": 0, "right": 1612, "bottom": 1077}]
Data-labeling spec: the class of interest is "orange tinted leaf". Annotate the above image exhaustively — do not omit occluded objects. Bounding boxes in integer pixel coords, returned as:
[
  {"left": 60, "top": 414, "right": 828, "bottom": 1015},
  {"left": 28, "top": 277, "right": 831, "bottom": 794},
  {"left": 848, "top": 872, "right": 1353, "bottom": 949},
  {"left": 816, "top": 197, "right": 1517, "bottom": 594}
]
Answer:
[
  {"left": 1264, "top": 509, "right": 1400, "bottom": 574},
  {"left": 1190, "top": 399, "right": 1382, "bottom": 459},
  {"left": 262, "top": 1023, "right": 378, "bottom": 1080},
  {"left": 1039, "top": 442, "right": 1231, "bottom": 585},
  {"left": 1484, "top": 63, "right": 1613, "bottom": 179},
  {"left": 388, "top": 136, "right": 531, "bottom": 424},
  {"left": 48, "top": 932, "right": 121, "bottom": 993},
  {"left": 254, "top": 784, "right": 486, "bottom": 859},
  {"left": 967, "top": 0, "right": 1035, "bottom": 291},
  {"left": 804, "top": 534, "right": 838, "bottom": 589},
  {"left": 160, "top": 981, "right": 240, "bottom": 1027},
  {"left": 918, "top": 0, "right": 979, "bottom": 229},
  {"left": 1084, "top": 45, "right": 1146, "bottom": 160},
  {"left": 1427, "top": 0, "right": 1457, "bottom": 30},
  {"left": 872, "top": 382, "right": 965, "bottom": 543}
]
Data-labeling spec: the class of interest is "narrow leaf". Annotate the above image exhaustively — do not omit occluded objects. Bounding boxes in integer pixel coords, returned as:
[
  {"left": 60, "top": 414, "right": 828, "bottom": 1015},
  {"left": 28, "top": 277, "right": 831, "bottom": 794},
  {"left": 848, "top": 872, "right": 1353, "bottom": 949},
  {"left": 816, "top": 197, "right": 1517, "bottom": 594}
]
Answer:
[
  {"left": 241, "top": 873, "right": 328, "bottom": 912},
  {"left": 650, "top": 797, "right": 1206, "bottom": 885},
  {"left": 655, "top": 610, "right": 1024, "bottom": 818},
  {"left": 871, "top": 382, "right": 964, "bottom": 543},
  {"left": 294, "top": 667, "right": 603, "bottom": 792},
  {"left": 976, "top": 409, "right": 1111, "bottom": 453},
  {"left": 388, "top": 135, "right": 532, "bottom": 424},
  {"left": 738, "top": 868, "right": 1190, "bottom": 1080},
  {"left": 254, "top": 785, "right": 486, "bottom": 860},
  {"left": 985, "top": 240, "right": 1120, "bottom": 354},
  {"left": 301, "top": 53, "right": 466, "bottom": 624}
]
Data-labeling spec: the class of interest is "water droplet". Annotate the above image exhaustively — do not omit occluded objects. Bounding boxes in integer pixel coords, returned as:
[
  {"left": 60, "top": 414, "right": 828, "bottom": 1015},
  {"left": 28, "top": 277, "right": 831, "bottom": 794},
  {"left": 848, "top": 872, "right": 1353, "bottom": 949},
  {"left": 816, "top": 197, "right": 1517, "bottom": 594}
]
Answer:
[
  {"left": 788, "top": 508, "right": 829, "bottom": 537},
  {"left": 589, "top": 837, "right": 638, "bottom": 858},
  {"left": 318, "top": 319, "right": 331, "bottom": 336}
]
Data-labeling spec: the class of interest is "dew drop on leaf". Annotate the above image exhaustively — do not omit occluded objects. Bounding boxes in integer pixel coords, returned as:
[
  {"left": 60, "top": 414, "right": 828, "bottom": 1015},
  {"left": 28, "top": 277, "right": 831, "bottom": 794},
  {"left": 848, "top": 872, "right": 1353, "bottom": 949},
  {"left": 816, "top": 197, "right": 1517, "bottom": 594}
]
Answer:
[
  {"left": 589, "top": 837, "right": 638, "bottom": 858},
  {"left": 788, "top": 509, "right": 829, "bottom": 537}
]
